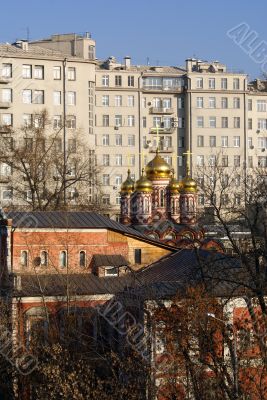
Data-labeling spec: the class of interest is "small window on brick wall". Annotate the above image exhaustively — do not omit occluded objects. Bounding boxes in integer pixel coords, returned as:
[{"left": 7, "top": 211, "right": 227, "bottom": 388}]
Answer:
[{"left": 134, "top": 249, "right": 142, "bottom": 264}]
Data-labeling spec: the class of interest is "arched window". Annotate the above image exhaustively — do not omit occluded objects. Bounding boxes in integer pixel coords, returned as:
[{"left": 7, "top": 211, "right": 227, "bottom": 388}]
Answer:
[
  {"left": 21, "top": 251, "right": 28, "bottom": 267},
  {"left": 40, "top": 251, "right": 48, "bottom": 267},
  {"left": 160, "top": 190, "right": 165, "bottom": 207},
  {"left": 79, "top": 251, "right": 86, "bottom": 268},
  {"left": 59, "top": 251, "right": 67, "bottom": 268},
  {"left": 144, "top": 198, "right": 149, "bottom": 213}
]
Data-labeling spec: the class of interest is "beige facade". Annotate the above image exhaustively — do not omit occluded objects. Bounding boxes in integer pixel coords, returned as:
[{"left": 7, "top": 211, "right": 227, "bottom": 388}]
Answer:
[{"left": 0, "top": 33, "right": 266, "bottom": 217}]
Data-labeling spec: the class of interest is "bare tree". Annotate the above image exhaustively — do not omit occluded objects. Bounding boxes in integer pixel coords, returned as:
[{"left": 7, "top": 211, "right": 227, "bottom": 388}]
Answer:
[{"left": 0, "top": 110, "right": 103, "bottom": 211}]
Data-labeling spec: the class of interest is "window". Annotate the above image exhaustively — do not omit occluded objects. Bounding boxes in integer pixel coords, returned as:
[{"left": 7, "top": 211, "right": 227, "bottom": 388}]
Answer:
[
  {"left": 127, "top": 115, "right": 135, "bottom": 127},
  {"left": 115, "top": 75, "right": 122, "bottom": 86},
  {"left": 153, "top": 116, "right": 161, "bottom": 128},
  {"left": 128, "top": 135, "right": 135, "bottom": 146},
  {"left": 258, "top": 156, "right": 267, "bottom": 167},
  {"left": 2, "top": 113, "right": 12, "bottom": 126},
  {"left": 88, "top": 45, "right": 95, "bottom": 60},
  {"left": 234, "top": 155, "right": 240, "bottom": 167},
  {"left": 196, "top": 97, "right": 203, "bottom": 108},
  {"left": 68, "top": 139, "right": 76, "bottom": 153},
  {"left": 235, "top": 175, "right": 241, "bottom": 186},
  {"left": 257, "top": 100, "right": 267, "bottom": 112},
  {"left": 102, "top": 134, "right": 109, "bottom": 146},
  {"left": 209, "top": 155, "right": 216, "bottom": 166},
  {"left": 102, "top": 75, "right": 109, "bottom": 87},
  {"left": 209, "top": 136, "right": 216, "bottom": 147},
  {"left": 134, "top": 249, "right": 142, "bottom": 264},
  {"left": 115, "top": 134, "right": 122, "bottom": 146},
  {"left": 209, "top": 117, "right": 216, "bottom": 128},
  {"left": 40, "top": 251, "right": 48, "bottom": 267},
  {"left": 197, "top": 135, "right": 204, "bottom": 147},
  {"left": 258, "top": 118, "right": 267, "bottom": 130},
  {"left": 53, "top": 66, "right": 61, "bottom": 80},
  {"left": 221, "top": 136, "right": 228, "bottom": 147},
  {"left": 178, "top": 117, "right": 185, "bottom": 128},
  {"left": 198, "top": 194, "right": 205, "bottom": 206},
  {"left": 233, "top": 78, "right": 240, "bottom": 90},
  {"left": 34, "top": 65, "right": 44, "bottom": 79},
  {"left": 103, "top": 174, "right": 110, "bottom": 185},
  {"left": 221, "top": 97, "right": 228, "bottom": 109},
  {"left": 233, "top": 136, "right": 240, "bottom": 147},
  {"left": 248, "top": 118, "right": 252, "bottom": 130},
  {"left": 209, "top": 97, "right": 216, "bottom": 108},
  {"left": 127, "top": 95, "right": 134, "bottom": 107},
  {"left": 115, "top": 95, "right": 122, "bottom": 106},
  {"left": 2, "top": 88, "right": 12, "bottom": 102},
  {"left": 33, "top": 90, "right": 44, "bottom": 104},
  {"left": 67, "top": 67, "right": 76, "bottom": 80},
  {"left": 23, "top": 114, "right": 32, "bottom": 126},
  {"left": 178, "top": 136, "right": 184, "bottom": 148},
  {"left": 104, "top": 267, "right": 119, "bottom": 277},
  {"left": 209, "top": 78, "right": 215, "bottom": 89},
  {"left": 248, "top": 99, "right": 252, "bottom": 111},
  {"left": 248, "top": 156, "right": 253, "bottom": 168},
  {"left": 197, "top": 155, "right": 204, "bottom": 166},
  {"left": 142, "top": 117, "right": 147, "bottom": 128},
  {"left": 128, "top": 76, "right": 134, "bottom": 86},
  {"left": 197, "top": 116, "right": 204, "bottom": 128},
  {"left": 2, "top": 188, "right": 12, "bottom": 200},
  {"left": 59, "top": 251, "right": 67, "bottom": 268},
  {"left": 102, "top": 95, "right": 109, "bottom": 106},
  {"left": 0, "top": 162, "right": 11, "bottom": 176},
  {"left": 222, "top": 117, "right": 228, "bottom": 128},
  {"left": 248, "top": 137, "right": 253, "bottom": 148},
  {"left": 67, "top": 91, "right": 76, "bottom": 105},
  {"left": 2, "top": 63, "right": 12, "bottom": 78},
  {"left": 258, "top": 137, "right": 267, "bottom": 149},
  {"left": 115, "top": 154, "right": 122, "bottom": 166},
  {"left": 102, "top": 194, "right": 110, "bottom": 205},
  {"left": 234, "top": 117, "right": 240, "bottom": 128},
  {"left": 129, "top": 155, "right": 135, "bottom": 166},
  {"left": 178, "top": 97, "right": 184, "bottom": 109},
  {"left": 222, "top": 155, "right": 228, "bottom": 167},
  {"left": 21, "top": 251, "right": 28, "bottom": 267},
  {"left": 221, "top": 78, "right": 227, "bottom": 89},
  {"left": 102, "top": 154, "right": 110, "bottom": 166},
  {"left": 54, "top": 139, "right": 62, "bottom": 152},
  {"left": 103, "top": 115, "right": 109, "bottom": 127},
  {"left": 115, "top": 115, "right": 122, "bottom": 127},
  {"left": 233, "top": 97, "right": 240, "bottom": 109},
  {"left": 79, "top": 251, "right": 86, "bottom": 268},
  {"left": 66, "top": 115, "right": 76, "bottom": 129},
  {"left": 22, "top": 64, "right": 32, "bottom": 78},
  {"left": 53, "top": 115, "right": 62, "bottom": 129},
  {"left": 116, "top": 195, "right": 121, "bottom": 205},
  {"left": 196, "top": 77, "right": 203, "bottom": 88},
  {"left": 115, "top": 175, "right": 122, "bottom": 185},
  {"left": 24, "top": 138, "right": 33, "bottom": 151},
  {"left": 53, "top": 91, "right": 61, "bottom": 105}
]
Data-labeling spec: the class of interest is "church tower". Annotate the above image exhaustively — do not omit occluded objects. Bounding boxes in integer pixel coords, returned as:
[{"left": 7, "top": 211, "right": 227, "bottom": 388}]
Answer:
[
  {"left": 179, "top": 156, "right": 198, "bottom": 225},
  {"left": 120, "top": 170, "right": 134, "bottom": 225},
  {"left": 145, "top": 150, "right": 171, "bottom": 222},
  {"left": 131, "top": 169, "right": 153, "bottom": 225},
  {"left": 168, "top": 171, "right": 180, "bottom": 223}
]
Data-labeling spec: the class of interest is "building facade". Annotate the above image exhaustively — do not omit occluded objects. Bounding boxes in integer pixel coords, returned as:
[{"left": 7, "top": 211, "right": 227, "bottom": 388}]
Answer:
[{"left": 0, "top": 33, "right": 266, "bottom": 218}]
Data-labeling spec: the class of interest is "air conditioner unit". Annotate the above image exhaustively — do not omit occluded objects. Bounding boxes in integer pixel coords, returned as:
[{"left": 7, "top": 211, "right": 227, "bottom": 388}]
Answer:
[
  {"left": 261, "top": 148, "right": 266, "bottom": 152},
  {"left": 147, "top": 102, "right": 151, "bottom": 106},
  {"left": 250, "top": 145, "right": 254, "bottom": 149},
  {"left": 114, "top": 126, "right": 119, "bottom": 130},
  {"left": 256, "top": 129, "right": 260, "bottom": 133}
]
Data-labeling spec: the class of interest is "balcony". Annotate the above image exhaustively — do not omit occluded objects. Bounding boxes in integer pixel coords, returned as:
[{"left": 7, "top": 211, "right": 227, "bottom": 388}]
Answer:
[
  {"left": 149, "top": 107, "right": 174, "bottom": 114},
  {"left": 143, "top": 85, "right": 184, "bottom": 93},
  {"left": 149, "top": 127, "right": 175, "bottom": 134},
  {"left": 149, "top": 146, "right": 173, "bottom": 153},
  {"left": 0, "top": 76, "right": 11, "bottom": 84},
  {"left": 0, "top": 102, "right": 11, "bottom": 109}
]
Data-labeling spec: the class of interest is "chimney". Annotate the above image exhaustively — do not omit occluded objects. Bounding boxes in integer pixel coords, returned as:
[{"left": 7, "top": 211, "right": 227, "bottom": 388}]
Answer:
[
  {"left": 124, "top": 56, "right": 131, "bottom": 69},
  {"left": 14, "top": 40, "right": 29, "bottom": 51}
]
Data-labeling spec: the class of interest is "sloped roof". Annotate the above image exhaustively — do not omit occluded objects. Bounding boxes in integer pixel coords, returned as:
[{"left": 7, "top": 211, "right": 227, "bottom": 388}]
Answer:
[
  {"left": 92, "top": 255, "right": 128, "bottom": 267},
  {"left": 0, "top": 43, "right": 66, "bottom": 57},
  {"left": 6, "top": 211, "right": 175, "bottom": 250}
]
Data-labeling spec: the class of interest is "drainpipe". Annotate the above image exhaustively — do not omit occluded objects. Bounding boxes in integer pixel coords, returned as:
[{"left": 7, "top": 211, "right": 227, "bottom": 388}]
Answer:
[{"left": 63, "top": 58, "right": 67, "bottom": 206}]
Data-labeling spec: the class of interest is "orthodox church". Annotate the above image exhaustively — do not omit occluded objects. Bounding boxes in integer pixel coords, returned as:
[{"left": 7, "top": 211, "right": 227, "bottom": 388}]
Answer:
[{"left": 120, "top": 150, "right": 224, "bottom": 251}]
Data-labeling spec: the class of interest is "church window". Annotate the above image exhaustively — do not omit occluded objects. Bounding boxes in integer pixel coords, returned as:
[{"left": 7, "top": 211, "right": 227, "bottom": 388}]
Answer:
[{"left": 160, "top": 190, "right": 165, "bottom": 207}]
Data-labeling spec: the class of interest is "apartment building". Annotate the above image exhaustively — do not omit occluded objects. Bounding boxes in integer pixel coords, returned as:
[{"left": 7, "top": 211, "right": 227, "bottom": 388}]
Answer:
[{"left": 0, "top": 32, "right": 266, "bottom": 218}]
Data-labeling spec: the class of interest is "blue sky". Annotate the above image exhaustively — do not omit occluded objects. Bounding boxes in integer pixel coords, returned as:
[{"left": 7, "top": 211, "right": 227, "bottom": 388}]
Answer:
[{"left": 1, "top": 0, "right": 266, "bottom": 79}]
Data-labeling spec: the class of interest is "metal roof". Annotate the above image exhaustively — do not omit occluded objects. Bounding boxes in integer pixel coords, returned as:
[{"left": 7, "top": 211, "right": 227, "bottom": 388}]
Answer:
[{"left": 92, "top": 255, "right": 128, "bottom": 267}]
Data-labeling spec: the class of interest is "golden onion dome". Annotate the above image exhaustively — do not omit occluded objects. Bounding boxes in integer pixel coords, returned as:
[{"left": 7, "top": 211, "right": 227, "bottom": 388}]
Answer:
[
  {"left": 169, "top": 176, "right": 181, "bottom": 193},
  {"left": 120, "top": 169, "right": 135, "bottom": 194},
  {"left": 145, "top": 150, "right": 171, "bottom": 180},
  {"left": 135, "top": 169, "right": 153, "bottom": 192},
  {"left": 181, "top": 176, "right": 197, "bottom": 193}
]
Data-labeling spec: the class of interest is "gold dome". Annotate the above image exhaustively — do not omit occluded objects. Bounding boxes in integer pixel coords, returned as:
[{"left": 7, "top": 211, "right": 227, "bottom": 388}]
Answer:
[
  {"left": 181, "top": 176, "right": 197, "bottom": 193},
  {"left": 145, "top": 151, "right": 171, "bottom": 180},
  {"left": 135, "top": 169, "right": 153, "bottom": 192},
  {"left": 169, "top": 177, "right": 181, "bottom": 193},
  {"left": 121, "top": 169, "right": 134, "bottom": 194}
]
